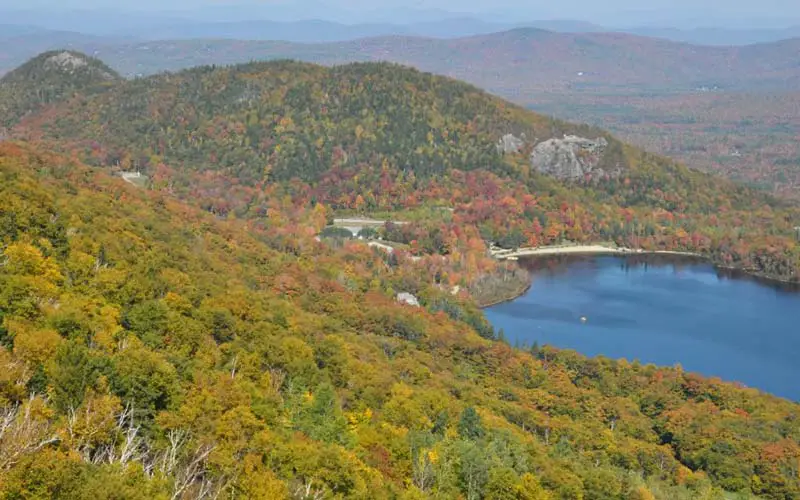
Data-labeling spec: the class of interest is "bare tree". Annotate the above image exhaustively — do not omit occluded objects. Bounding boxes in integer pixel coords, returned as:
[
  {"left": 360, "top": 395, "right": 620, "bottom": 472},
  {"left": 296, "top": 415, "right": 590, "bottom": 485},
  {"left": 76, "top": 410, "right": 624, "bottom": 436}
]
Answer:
[
  {"left": 151, "top": 428, "right": 226, "bottom": 500},
  {"left": 168, "top": 442, "right": 216, "bottom": 500},
  {"left": 66, "top": 398, "right": 119, "bottom": 463},
  {"left": 293, "top": 478, "right": 325, "bottom": 500},
  {"left": 0, "top": 396, "right": 59, "bottom": 470},
  {"left": 90, "top": 403, "right": 148, "bottom": 468},
  {"left": 3, "top": 396, "right": 227, "bottom": 499},
  {"left": 412, "top": 448, "right": 434, "bottom": 493}
]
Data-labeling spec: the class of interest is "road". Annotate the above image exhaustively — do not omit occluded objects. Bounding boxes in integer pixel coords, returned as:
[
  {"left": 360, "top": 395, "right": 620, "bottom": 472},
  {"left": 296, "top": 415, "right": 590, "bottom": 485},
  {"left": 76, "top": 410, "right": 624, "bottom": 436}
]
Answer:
[{"left": 332, "top": 218, "right": 407, "bottom": 236}]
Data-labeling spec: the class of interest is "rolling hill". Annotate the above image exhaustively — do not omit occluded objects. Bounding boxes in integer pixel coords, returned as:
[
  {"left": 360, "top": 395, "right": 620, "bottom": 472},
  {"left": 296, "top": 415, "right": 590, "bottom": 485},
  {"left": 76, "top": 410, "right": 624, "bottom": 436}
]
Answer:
[
  {"left": 2, "top": 13, "right": 799, "bottom": 47},
  {"left": 17, "top": 29, "right": 788, "bottom": 201},
  {"left": 0, "top": 30, "right": 130, "bottom": 78},
  {"left": 6, "top": 54, "right": 800, "bottom": 286},
  {"left": 628, "top": 25, "right": 800, "bottom": 46},
  {"left": 3, "top": 29, "right": 795, "bottom": 94},
  {"left": 2, "top": 27, "right": 798, "bottom": 194},
  {"left": 1, "top": 50, "right": 800, "bottom": 499},
  {"left": 3, "top": 29, "right": 800, "bottom": 93},
  {"left": 0, "top": 50, "right": 120, "bottom": 130}
]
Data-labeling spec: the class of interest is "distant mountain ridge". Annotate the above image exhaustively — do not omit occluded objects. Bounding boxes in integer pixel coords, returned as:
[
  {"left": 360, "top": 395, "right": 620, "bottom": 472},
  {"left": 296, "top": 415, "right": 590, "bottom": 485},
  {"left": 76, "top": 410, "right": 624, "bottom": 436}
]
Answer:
[
  {"left": 20, "top": 29, "right": 795, "bottom": 94},
  {"left": 2, "top": 10, "right": 799, "bottom": 45},
  {"left": 135, "top": 18, "right": 607, "bottom": 42},
  {"left": 139, "top": 19, "right": 800, "bottom": 46},
  {"left": 628, "top": 25, "right": 800, "bottom": 46},
  {"left": 0, "top": 24, "right": 46, "bottom": 38}
]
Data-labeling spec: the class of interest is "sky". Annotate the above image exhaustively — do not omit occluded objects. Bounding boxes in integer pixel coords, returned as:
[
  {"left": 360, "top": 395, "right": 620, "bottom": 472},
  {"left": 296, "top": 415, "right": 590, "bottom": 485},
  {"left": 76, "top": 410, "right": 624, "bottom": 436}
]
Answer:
[{"left": 2, "top": 0, "right": 800, "bottom": 28}]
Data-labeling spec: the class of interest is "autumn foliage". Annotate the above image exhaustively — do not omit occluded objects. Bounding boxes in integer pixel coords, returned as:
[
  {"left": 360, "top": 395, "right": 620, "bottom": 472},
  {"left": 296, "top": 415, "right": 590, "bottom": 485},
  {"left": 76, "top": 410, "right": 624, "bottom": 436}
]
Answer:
[
  {"left": 1, "top": 52, "right": 800, "bottom": 499},
  {"left": 0, "top": 134, "right": 799, "bottom": 499}
]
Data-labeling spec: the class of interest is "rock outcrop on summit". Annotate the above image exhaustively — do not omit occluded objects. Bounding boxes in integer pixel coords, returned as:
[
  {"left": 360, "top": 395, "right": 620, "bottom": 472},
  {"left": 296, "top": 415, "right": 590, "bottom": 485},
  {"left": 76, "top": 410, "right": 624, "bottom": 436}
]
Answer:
[{"left": 0, "top": 50, "right": 120, "bottom": 128}]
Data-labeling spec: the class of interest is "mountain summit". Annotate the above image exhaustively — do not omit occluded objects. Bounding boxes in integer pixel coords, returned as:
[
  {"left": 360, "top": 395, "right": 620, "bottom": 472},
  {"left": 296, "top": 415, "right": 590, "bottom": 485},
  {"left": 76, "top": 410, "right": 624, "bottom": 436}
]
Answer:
[{"left": 0, "top": 50, "right": 120, "bottom": 129}]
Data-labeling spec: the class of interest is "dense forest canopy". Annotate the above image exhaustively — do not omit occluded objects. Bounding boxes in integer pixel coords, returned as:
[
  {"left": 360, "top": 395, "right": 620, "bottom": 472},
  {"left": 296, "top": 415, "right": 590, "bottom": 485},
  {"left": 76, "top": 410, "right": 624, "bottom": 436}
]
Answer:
[
  {"left": 6, "top": 55, "right": 799, "bottom": 283},
  {"left": 0, "top": 50, "right": 120, "bottom": 130},
  {"left": 2, "top": 137, "right": 800, "bottom": 500},
  {"left": 1, "top": 53, "right": 800, "bottom": 499}
]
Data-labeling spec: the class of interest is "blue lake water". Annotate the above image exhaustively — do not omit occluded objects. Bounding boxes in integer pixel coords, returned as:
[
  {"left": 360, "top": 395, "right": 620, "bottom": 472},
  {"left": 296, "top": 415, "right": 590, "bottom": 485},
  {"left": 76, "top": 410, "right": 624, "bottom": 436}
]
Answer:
[{"left": 484, "top": 255, "right": 800, "bottom": 401}]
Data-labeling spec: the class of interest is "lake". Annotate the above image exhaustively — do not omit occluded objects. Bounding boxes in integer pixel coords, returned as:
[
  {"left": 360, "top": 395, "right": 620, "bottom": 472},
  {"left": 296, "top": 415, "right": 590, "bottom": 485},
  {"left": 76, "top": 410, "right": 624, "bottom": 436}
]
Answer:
[{"left": 484, "top": 255, "right": 800, "bottom": 401}]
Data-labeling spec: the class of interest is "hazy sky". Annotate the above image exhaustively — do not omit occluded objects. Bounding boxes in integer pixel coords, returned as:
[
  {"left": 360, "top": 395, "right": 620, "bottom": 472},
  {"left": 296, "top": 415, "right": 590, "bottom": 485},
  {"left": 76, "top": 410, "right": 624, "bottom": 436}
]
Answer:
[{"left": 3, "top": 0, "right": 800, "bottom": 27}]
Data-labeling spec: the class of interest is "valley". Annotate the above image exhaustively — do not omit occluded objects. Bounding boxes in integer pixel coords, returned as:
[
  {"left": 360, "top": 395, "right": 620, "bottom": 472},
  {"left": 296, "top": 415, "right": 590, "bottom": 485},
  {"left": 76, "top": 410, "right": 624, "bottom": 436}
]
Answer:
[{"left": 1, "top": 42, "right": 800, "bottom": 499}]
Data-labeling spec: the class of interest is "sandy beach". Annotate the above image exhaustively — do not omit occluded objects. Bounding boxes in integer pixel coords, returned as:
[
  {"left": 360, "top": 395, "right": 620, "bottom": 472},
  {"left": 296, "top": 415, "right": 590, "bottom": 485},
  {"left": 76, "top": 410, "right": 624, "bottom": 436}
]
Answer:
[{"left": 492, "top": 245, "right": 703, "bottom": 260}]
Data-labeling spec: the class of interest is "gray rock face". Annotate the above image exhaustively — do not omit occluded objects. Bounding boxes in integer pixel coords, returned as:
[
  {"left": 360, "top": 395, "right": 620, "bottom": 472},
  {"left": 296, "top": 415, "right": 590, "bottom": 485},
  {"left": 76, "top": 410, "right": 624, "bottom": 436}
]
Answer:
[
  {"left": 497, "top": 133, "right": 525, "bottom": 154},
  {"left": 45, "top": 51, "right": 88, "bottom": 71},
  {"left": 530, "top": 135, "right": 611, "bottom": 181},
  {"left": 43, "top": 51, "right": 117, "bottom": 80},
  {"left": 396, "top": 292, "right": 420, "bottom": 307}
]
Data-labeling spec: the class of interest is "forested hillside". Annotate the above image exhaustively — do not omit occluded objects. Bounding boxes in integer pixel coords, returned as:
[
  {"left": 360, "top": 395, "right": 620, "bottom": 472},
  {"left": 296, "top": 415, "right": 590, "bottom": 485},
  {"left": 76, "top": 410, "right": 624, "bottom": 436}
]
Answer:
[
  {"left": 10, "top": 56, "right": 800, "bottom": 284},
  {"left": 0, "top": 50, "right": 120, "bottom": 130},
  {"left": 20, "top": 59, "right": 560, "bottom": 182},
  {"left": 531, "top": 91, "right": 800, "bottom": 200},
  {"left": 2, "top": 138, "right": 800, "bottom": 498},
  {"left": 4, "top": 35, "right": 800, "bottom": 198}
]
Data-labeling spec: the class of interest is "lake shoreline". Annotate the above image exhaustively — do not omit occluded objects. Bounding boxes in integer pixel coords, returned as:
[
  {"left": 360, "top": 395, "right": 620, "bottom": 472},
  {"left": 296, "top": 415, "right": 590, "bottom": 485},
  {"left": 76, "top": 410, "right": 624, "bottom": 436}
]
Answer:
[
  {"left": 714, "top": 264, "right": 800, "bottom": 289},
  {"left": 476, "top": 281, "right": 533, "bottom": 309},
  {"left": 482, "top": 244, "right": 799, "bottom": 308},
  {"left": 483, "top": 252, "right": 800, "bottom": 401},
  {"left": 480, "top": 245, "right": 705, "bottom": 309},
  {"left": 492, "top": 244, "right": 703, "bottom": 260}
]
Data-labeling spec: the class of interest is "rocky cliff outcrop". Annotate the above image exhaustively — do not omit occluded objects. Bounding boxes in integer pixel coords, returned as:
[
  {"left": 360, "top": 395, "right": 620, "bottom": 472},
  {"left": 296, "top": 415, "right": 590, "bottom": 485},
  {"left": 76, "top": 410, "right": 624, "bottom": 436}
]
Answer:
[
  {"left": 396, "top": 292, "right": 420, "bottom": 307},
  {"left": 497, "top": 133, "right": 525, "bottom": 154},
  {"left": 530, "top": 135, "right": 612, "bottom": 181}
]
